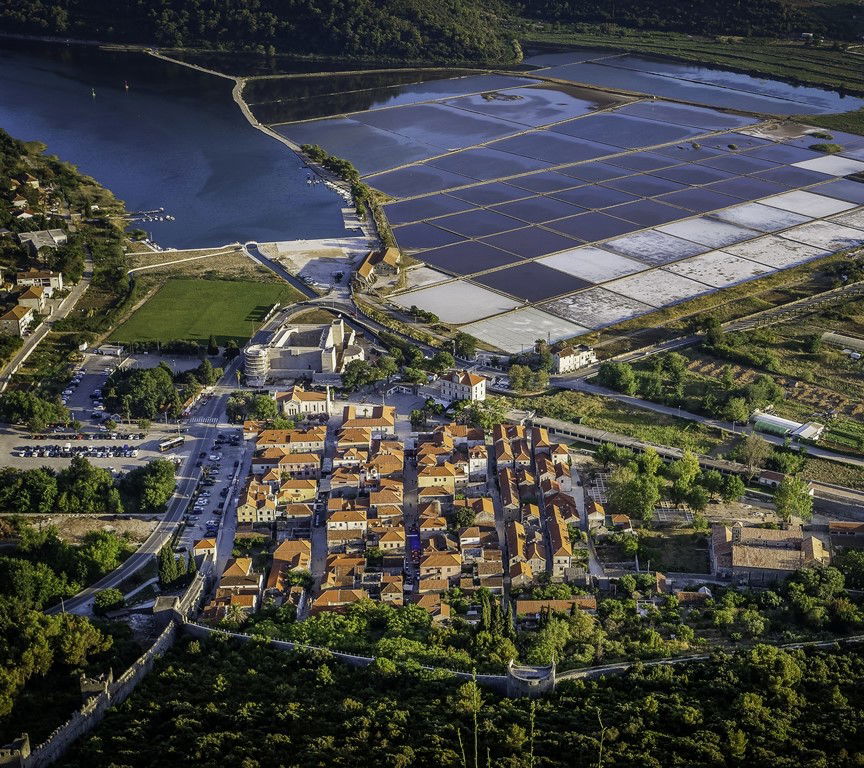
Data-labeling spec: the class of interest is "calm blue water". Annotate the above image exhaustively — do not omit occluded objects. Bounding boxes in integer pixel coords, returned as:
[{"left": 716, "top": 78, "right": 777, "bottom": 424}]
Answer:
[{"left": 0, "top": 40, "right": 347, "bottom": 249}]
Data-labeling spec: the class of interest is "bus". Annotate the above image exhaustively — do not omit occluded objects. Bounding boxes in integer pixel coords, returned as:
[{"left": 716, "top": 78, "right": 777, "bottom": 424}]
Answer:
[{"left": 158, "top": 436, "right": 186, "bottom": 453}]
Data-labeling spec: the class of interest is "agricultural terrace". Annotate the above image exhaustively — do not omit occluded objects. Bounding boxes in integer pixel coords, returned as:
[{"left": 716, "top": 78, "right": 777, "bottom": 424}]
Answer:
[{"left": 110, "top": 279, "right": 302, "bottom": 345}]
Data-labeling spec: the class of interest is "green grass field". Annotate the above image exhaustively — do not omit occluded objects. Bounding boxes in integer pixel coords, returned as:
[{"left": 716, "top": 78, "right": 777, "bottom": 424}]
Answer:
[{"left": 110, "top": 279, "right": 303, "bottom": 345}]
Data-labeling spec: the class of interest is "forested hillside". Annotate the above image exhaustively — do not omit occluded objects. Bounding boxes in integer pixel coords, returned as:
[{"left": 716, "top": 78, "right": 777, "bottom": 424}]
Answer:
[
  {"left": 60, "top": 635, "right": 864, "bottom": 767},
  {"left": 0, "top": 0, "right": 520, "bottom": 63},
  {"left": 518, "top": 0, "right": 863, "bottom": 40}
]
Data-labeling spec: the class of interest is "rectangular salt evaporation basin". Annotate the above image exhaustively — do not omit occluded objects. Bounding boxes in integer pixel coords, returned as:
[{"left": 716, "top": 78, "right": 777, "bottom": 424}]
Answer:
[
  {"left": 616, "top": 101, "right": 755, "bottom": 130},
  {"left": 480, "top": 226, "right": 582, "bottom": 259},
  {"left": 491, "top": 196, "right": 586, "bottom": 224},
  {"left": 403, "top": 266, "right": 450, "bottom": 290},
  {"left": 364, "top": 165, "right": 477, "bottom": 199},
  {"left": 665, "top": 251, "right": 774, "bottom": 288},
  {"left": 806, "top": 180, "right": 864, "bottom": 205},
  {"left": 414, "top": 241, "right": 521, "bottom": 275},
  {"left": 444, "top": 84, "right": 623, "bottom": 127},
  {"left": 352, "top": 102, "right": 527, "bottom": 151},
  {"left": 656, "top": 218, "right": 760, "bottom": 248},
  {"left": 426, "top": 147, "right": 551, "bottom": 182},
  {"left": 391, "top": 280, "right": 520, "bottom": 324},
  {"left": 385, "top": 193, "right": 477, "bottom": 226},
  {"left": 541, "top": 286, "right": 654, "bottom": 329},
  {"left": 606, "top": 199, "right": 691, "bottom": 227},
  {"left": 791, "top": 156, "right": 864, "bottom": 176},
  {"left": 433, "top": 208, "right": 525, "bottom": 238},
  {"left": 538, "top": 246, "right": 647, "bottom": 282},
  {"left": 276, "top": 116, "right": 439, "bottom": 175},
  {"left": 490, "top": 132, "right": 619, "bottom": 165},
  {"left": 603, "top": 229, "right": 708, "bottom": 265},
  {"left": 604, "top": 270, "right": 711, "bottom": 307},
  {"left": 723, "top": 235, "right": 829, "bottom": 268},
  {"left": 710, "top": 202, "right": 811, "bottom": 232},
  {"left": 472, "top": 262, "right": 594, "bottom": 303},
  {"left": 392, "top": 222, "right": 465, "bottom": 251},
  {"left": 759, "top": 190, "right": 857, "bottom": 217},
  {"left": 550, "top": 112, "right": 705, "bottom": 148},
  {"left": 829, "top": 209, "right": 864, "bottom": 229},
  {"left": 462, "top": 307, "right": 590, "bottom": 353},
  {"left": 779, "top": 221, "right": 864, "bottom": 252}
]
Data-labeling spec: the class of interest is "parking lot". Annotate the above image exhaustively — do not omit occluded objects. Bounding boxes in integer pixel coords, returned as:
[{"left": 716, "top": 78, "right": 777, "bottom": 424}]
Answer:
[{"left": 174, "top": 428, "right": 247, "bottom": 559}]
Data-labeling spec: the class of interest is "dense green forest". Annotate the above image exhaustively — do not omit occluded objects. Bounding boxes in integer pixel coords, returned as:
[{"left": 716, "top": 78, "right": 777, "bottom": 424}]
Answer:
[
  {"left": 2, "top": 0, "right": 862, "bottom": 60},
  {"left": 518, "top": 0, "right": 863, "bottom": 40},
  {"left": 0, "top": 518, "right": 137, "bottom": 737},
  {"left": 0, "top": 0, "right": 519, "bottom": 63},
  {"left": 59, "top": 634, "right": 864, "bottom": 767}
]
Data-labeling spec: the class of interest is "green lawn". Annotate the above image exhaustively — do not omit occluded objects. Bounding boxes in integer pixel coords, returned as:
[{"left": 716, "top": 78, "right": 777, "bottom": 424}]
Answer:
[{"left": 111, "top": 279, "right": 303, "bottom": 345}]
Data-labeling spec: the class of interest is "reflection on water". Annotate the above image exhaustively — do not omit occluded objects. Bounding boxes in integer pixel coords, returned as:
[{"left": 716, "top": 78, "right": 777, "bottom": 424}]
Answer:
[{"left": 0, "top": 39, "right": 347, "bottom": 249}]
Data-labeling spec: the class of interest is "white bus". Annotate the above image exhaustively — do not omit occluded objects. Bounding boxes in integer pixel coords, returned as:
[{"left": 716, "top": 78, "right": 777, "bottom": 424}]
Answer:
[{"left": 158, "top": 436, "right": 185, "bottom": 453}]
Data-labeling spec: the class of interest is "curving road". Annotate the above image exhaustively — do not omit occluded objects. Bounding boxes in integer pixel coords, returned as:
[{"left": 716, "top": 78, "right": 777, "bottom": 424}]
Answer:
[{"left": 48, "top": 360, "right": 241, "bottom": 615}]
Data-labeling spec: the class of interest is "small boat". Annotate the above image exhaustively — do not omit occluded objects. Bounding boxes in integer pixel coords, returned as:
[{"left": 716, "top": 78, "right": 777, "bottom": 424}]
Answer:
[
  {"left": 91, "top": 87, "right": 95, "bottom": 98},
  {"left": 124, "top": 80, "right": 129, "bottom": 91}
]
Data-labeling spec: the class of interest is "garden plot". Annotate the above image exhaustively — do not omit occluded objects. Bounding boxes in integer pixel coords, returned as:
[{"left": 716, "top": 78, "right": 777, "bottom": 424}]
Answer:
[
  {"left": 664, "top": 251, "right": 775, "bottom": 288},
  {"left": 602, "top": 230, "right": 707, "bottom": 265},
  {"left": 656, "top": 217, "right": 760, "bottom": 248},
  {"left": 791, "top": 155, "right": 864, "bottom": 176},
  {"left": 391, "top": 280, "right": 519, "bottom": 324},
  {"left": 542, "top": 287, "right": 654, "bottom": 329},
  {"left": 759, "top": 190, "right": 857, "bottom": 217},
  {"left": 709, "top": 202, "right": 811, "bottom": 233},
  {"left": 603, "top": 270, "right": 711, "bottom": 307},
  {"left": 537, "top": 246, "right": 647, "bottom": 282},
  {"left": 778, "top": 221, "right": 864, "bottom": 252},
  {"left": 723, "top": 235, "right": 829, "bottom": 268},
  {"left": 461, "top": 307, "right": 589, "bottom": 352}
]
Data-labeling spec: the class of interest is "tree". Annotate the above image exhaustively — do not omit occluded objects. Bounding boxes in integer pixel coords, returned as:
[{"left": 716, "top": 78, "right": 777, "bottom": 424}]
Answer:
[
  {"left": 686, "top": 484, "right": 709, "bottom": 512},
  {"left": 739, "top": 433, "right": 771, "bottom": 478},
  {"left": 774, "top": 475, "right": 814, "bottom": 522},
  {"left": 341, "top": 359, "right": 377, "bottom": 392},
  {"left": 667, "top": 449, "right": 700, "bottom": 490},
  {"left": 723, "top": 396, "right": 750, "bottom": 423},
  {"left": 597, "top": 361, "right": 637, "bottom": 395},
  {"left": 746, "top": 374, "right": 784, "bottom": 407},
  {"left": 0, "top": 391, "right": 68, "bottom": 430},
  {"left": 508, "top": 364, "right": 532, "bottom": 392},
  {"left": 93, "top": 588, "right": 125, "bottom": 616},
  {"left": 410, "top": 409, "right": 426, "bottom": 430},
  {"left": 720, "top": 474, "right": 746, "bottom": 502},
  {"left": 700, "top": 469, "right": 724, "bottom": 498},
  {"left": 637, "top": 447, "right": 663, "bottom": 477},
  {"left": 453, "top": 332, "right": 477, "bottom": 359},
  {"left": 207, "top": 334, "right": 219, "bottom": 356},
  {"left": 120, "top": 459, "right": 176, "bottom": 513},
  {"left": 608, "top": 466, "right": 660, "bottom": 521},
  {"left": 157, "top": 543, "right": 178, "bottom": 586},
  {"left": 222, "top": 339, "right": 240, "bottom": 361},
  {"left": 463, "top": 397, "right": 506, "bottom": 431},
  {"left": 429, "top": 350, "right": 454, "bottom": 374}
]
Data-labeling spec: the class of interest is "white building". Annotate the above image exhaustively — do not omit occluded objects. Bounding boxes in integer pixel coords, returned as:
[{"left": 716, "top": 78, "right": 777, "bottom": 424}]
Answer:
[
  {"left": 16, "top": 268, "right": 63, "bottom": 296},
  {"left": 751, "top": 409, "right": 824, "bottom": 441},
  {"left": 553, "top": 344, "right": 597, "bottom": 374},
  {"left": 274, "top": 386, "right": 332, "bottom": 417},
  {"left": 440, "top": 370, "right": 486, "bottom": 402},
  {"left": 243, "top": 318, "right": 363, "bottom": 386}
]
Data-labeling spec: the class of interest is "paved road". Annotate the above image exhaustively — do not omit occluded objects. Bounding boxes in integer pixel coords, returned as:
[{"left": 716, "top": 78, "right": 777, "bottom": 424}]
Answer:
[
  {"left": 0, "top": 259, "right": 93, "bottom": 389},
  {"left": 49, "top": 360, "right": 244, "bottom": 615},
  {"left": 244, "top": 242, "right": 318, "bottom": 299}
]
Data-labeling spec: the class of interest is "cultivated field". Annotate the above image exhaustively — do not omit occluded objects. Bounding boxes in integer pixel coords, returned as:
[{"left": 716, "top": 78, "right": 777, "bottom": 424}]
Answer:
[{"left": 111, "top": 278, "right": 303, "bottom": 345}]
